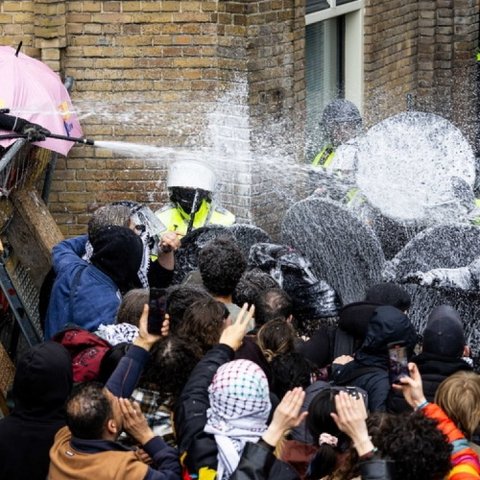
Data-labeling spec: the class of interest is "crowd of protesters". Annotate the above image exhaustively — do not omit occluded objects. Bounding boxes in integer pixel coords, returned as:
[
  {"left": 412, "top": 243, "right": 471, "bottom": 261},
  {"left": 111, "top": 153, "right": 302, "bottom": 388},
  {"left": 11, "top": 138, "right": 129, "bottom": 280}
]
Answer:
[{"left": 0, "top": 202, "right": 479, "bottom": 480}]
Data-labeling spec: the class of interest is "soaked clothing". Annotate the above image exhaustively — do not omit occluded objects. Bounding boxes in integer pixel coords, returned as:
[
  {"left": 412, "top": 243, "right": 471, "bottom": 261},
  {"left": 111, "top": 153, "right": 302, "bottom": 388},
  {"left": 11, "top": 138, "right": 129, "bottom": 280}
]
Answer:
[{"left": 0, "top": 342, "right": 73, "bottom": 480}]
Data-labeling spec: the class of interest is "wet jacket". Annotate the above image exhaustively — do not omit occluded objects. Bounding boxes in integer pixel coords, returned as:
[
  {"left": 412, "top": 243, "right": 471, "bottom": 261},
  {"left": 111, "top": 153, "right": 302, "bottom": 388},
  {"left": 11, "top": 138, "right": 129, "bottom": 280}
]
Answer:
[
  {"left": 0, "top": 342, "right": 73, "bottom": 480},
  {"left": 45, "top": 232, "right": 143, "bottom": 338},
  {"left": 156, "top": 200, "right": 235, "bottom": 237},
  {"left": 332, "top": 306, "right": 417, "bottom": 412},
  {"left": 174, "top": 344, "right": 298, "bottom": 480}
]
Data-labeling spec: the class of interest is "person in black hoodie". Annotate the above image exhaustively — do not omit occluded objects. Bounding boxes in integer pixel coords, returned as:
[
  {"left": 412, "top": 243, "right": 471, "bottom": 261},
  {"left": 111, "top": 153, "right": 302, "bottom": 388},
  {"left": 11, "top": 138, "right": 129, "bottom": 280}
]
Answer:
[
  {"left": 388, "top": 304, "right": 472, "bottom": 413},
  {"left": 332, "top": 305, "right": 417, "bottom": 412},
  {"left": 0, "top": 341, "right": 73, "bottom": 480}
]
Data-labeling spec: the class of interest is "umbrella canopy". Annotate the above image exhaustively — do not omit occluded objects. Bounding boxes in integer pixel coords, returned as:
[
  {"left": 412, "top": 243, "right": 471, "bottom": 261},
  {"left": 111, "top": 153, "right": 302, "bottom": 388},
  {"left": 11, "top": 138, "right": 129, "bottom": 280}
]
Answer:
[{"left": 0, "top": 45, "right": 83, "bottom": 156}]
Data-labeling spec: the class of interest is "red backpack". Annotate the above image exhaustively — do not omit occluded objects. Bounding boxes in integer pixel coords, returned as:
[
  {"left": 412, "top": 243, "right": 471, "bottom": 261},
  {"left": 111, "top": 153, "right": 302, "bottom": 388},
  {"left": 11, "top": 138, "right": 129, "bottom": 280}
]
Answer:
[{"left": 53, "top": 327, "right": 112, "bottom": 382}]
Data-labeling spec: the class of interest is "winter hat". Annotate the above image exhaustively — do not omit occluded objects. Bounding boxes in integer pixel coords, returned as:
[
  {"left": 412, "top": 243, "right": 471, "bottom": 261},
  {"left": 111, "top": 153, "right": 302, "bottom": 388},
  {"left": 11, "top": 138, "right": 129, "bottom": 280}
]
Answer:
[
  {"left": 365, "top": 282, "right": 411, "bottom": 311},
  {"left": 423, "top": 305, "right": 465, "bottom": 358},
  {"left": 205, "top": 359, "right": 271, "bottom": 480},
  {"left": 90, "top": 225, "right": 143, "bottom": 292}
]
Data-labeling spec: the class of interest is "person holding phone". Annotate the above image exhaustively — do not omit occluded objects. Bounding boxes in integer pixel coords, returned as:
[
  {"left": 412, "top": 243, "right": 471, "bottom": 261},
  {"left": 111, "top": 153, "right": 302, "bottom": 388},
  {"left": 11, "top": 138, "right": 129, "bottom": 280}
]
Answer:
[{"left": 331, "top": 306, "right": 417, "bottom": 412}]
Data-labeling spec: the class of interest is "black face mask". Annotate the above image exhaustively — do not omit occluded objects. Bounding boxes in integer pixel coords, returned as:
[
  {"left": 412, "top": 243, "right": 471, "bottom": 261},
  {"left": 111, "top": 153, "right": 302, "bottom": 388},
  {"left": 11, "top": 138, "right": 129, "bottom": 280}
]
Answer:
[{"left": 169, "top": 187, "right": 211, "bottom": 214}]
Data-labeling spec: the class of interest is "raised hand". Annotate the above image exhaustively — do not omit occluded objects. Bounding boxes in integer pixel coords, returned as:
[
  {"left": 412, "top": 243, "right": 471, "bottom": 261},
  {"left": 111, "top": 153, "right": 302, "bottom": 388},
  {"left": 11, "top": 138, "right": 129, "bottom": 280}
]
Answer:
[{"left": 219, "top": 303, "right": 255, "bottom": 351}]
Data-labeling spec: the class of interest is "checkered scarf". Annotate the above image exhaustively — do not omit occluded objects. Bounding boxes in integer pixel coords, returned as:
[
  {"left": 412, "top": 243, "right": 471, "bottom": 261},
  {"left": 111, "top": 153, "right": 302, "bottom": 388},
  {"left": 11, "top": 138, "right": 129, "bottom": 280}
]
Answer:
[{"left": 204, "top": 360, "right": 271, "bottom": 480}]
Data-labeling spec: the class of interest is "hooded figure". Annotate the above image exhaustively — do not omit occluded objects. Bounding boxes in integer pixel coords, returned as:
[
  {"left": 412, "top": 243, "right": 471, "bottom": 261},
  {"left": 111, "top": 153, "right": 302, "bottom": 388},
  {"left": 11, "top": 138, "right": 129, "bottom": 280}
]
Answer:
[
  {"left": 45, "top": 226, "right": 144, "bottom": 338},
  {"left": 0, "top": 342, "right": 73, "bottom": 480},
  {"left": 388, "top": 305, "right": 472, "bottom": 413},
  {"left": 332, "top": 306, "right": 417, "bottom": 412}
]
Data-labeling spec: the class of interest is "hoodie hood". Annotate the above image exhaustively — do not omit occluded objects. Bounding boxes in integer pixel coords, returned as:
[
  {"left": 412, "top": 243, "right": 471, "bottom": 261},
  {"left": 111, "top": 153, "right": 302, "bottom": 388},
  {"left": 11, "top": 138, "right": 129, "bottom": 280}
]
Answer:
[
  {"left": 422, "top": 305, "right": 465, "bottom": 358},
  {"left": 90, "top": 225, "right": 143, "bottom": 292},
  {"left": 12, "top": 341, "right": 72, "bottom": 419},
  {"left": 359, "top": 305, "right": 417, "bottom": 357}
]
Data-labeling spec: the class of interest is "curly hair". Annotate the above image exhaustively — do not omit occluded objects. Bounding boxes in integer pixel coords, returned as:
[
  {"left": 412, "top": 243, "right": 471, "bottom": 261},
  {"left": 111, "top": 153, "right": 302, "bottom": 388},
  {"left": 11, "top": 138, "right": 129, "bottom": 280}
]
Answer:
[
  {"left": 140, "top": 336, "right": 202, "bottom": 408},
  {"left": 165, "top": 285, "right": 212, "bottom": 334},
  {"left": 257, "top": 320, "right": 296, "bottom": 362},
  {"left": 435, "top": 370, "right": 480, "bottom": 438},
  {"left": 198, "top": 236, "right": 247, "bottom": 296},
  {"left": 232, "top": 268, "right": 279, "bottom": 306},
  {"left": 176, "top": 297, "right": 228, "bottom": 355},
  {"left": 369, "top": 411, "right": 452, "bottom": 480},
  {"left": 270, "top": 351, "right": 314, "bottom": 400}
]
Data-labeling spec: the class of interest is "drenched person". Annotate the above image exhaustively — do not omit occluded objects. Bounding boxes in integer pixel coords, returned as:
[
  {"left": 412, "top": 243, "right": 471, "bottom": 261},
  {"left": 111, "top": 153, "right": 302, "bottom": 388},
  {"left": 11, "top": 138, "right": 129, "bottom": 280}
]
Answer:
[
  {"left": 198, "top": 236, "right": 247, "bottom": 321},
  {"left": 45, "top": 225, "right": 144, "bottom": 338},
  {"left": 255, "top": 288, "right": 294, "bottom": 328},
  {"left": 0, "top": 342, "right": 73, "bottom": 480},
  {"left": 155, "top": 159, "right": 235, "bottom": 236}
]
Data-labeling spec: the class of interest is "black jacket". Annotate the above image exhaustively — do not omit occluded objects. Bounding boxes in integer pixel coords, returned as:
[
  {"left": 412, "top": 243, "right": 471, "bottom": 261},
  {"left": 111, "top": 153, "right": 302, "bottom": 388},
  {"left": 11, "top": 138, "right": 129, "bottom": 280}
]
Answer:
[
  {"left": 231, "top": 443, "right": 393, "bottom": 480},
  {"left": 174, "top": 343, "right": 298, "bottom": 480},
  {"left": 0, "top": 342, "right": 73, "bottom": 480},
  {"left": 387, "top": 352, "right": 472, "bottom": 413},
  {"left": 332, "top": 306, "right": 417, "bottom": 412}
]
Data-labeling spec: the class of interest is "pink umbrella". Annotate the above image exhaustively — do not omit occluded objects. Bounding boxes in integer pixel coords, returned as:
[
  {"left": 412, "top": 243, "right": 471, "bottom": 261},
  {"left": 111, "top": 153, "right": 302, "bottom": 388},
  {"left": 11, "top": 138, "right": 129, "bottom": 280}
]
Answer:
[{"left": 0, "top": 45, "right": 83, "bottom": 156}]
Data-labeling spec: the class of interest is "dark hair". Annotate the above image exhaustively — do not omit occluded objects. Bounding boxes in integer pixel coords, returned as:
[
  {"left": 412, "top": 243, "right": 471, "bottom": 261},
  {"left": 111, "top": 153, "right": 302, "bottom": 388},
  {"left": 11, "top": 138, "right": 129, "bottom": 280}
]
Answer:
[
  {"left": 97, "top": 343, "right": 131, "bottom": 385},
  {"left": 257, "top": 320, "right": 296, "bottom": 362},
  {"left": 369, "top": 411, "right": 452, "bottom": 480},
  {"left": 88, "top": 204, "right": 131, "bottom": 242},
  {"left": 365, "top": 283, "right": 411, "bottom": 311},
  {"left": 306, "top": 388, "right": 353, "bottom": 479},
  {"left": 233, "top": 268, "right": 279, "bottom": 306},
  {"left": 66, "top": 382, "right": 112, "bottom": 440},
  {"left": 140, "top": 336, "right": 202, "bottom": 408},
  {"left": 116, "top": 288, "right": 148, "bottom": 326},
  {"left": 255, "top": 288, "right": 293, "bottom": 327},
  {"left": 198, "top": 236, "right": 247, "bottom": 296},
  {"left": 270, "top": 351, "right": 314, "bottom": 400},
  {"left": 176, "top": 298, "right": 227, "bottom": 355},
  {"left": 166, "top": 285, "right": 212, "bottom": 334}
]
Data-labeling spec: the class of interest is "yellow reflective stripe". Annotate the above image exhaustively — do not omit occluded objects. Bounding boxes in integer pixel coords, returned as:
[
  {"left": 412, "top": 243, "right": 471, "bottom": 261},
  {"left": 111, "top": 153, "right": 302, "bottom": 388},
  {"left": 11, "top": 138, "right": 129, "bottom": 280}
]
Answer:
[{"left": 312, "top": 145, "right": 334, "bottom": 167}]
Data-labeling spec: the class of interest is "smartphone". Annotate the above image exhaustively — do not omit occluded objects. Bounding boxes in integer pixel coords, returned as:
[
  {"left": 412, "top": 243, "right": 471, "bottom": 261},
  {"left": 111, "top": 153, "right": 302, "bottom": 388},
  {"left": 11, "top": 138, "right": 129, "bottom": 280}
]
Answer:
[
  {"left": 387, "top": 341, "right": 409, "bottom": 384},
  {"left": 147, "top": 288, "right": 167, "bottom": 335}
]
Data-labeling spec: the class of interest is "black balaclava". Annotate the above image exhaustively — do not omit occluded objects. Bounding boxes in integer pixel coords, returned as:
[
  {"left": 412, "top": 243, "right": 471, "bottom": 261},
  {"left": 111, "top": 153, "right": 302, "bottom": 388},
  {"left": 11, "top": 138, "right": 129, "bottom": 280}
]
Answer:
[
  {"left": 90, "top": 225, "right": 143, "bottom": 292},
  {"left": 169, "top": 186, "right": 211, "bottom": 215}
]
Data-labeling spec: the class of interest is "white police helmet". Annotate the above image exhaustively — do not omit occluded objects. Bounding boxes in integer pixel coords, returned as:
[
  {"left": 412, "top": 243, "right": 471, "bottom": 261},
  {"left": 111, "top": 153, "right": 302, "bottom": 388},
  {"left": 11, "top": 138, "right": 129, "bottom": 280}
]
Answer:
[{"left": 167, "top": 160, "right": 216, "bottom": 192}]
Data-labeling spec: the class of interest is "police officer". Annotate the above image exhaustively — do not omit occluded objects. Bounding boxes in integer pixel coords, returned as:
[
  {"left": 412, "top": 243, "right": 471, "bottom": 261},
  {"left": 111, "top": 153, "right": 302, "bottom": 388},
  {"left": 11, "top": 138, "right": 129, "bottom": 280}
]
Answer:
[
  {"left": 155, "top": 159, "right": 235, "bottom": 236},
  {"left": 312, "top": 99, "right": 363, "bottom": 173}
]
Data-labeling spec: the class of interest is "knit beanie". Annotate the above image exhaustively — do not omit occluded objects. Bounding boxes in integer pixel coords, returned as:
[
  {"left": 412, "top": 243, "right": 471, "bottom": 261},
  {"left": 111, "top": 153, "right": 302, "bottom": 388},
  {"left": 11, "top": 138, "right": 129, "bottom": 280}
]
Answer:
[
  {"left": 90, "top": 225, "right": 143, "bottom": 292},
  {"left": 422, "top": 305, "right": 465, "bottom": 358}
]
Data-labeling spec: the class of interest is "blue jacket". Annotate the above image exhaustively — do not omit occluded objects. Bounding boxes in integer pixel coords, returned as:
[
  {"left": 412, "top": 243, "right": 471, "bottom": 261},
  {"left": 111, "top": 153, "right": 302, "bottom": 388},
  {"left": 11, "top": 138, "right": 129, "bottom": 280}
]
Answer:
[{"left": 44, "top": 235, "right": 121, "bottom": 339}]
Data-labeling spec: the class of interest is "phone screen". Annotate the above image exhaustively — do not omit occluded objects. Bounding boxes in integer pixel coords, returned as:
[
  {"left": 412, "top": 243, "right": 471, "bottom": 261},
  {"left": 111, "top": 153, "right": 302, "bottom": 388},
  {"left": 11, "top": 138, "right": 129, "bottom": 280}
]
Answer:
[
  {"left": 147, "top": 288, "right": 167, "bottom": 335},
  {"left": 387, "top": 341, "right": 409, "bottom": 384}
]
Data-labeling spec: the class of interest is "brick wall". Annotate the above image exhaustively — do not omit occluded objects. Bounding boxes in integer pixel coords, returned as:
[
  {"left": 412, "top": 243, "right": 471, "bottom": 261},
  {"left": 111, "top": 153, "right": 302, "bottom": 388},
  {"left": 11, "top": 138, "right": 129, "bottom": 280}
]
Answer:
[{"left": 0, "top": 0, "right": 479, "bottom": 237}]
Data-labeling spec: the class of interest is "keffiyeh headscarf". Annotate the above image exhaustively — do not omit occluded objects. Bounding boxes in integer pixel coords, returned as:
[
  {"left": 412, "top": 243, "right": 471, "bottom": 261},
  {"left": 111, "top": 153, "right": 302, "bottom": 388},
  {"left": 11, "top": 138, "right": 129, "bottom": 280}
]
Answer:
[{"left": 204, "top": 360, "right": 271, "bottom": 480}]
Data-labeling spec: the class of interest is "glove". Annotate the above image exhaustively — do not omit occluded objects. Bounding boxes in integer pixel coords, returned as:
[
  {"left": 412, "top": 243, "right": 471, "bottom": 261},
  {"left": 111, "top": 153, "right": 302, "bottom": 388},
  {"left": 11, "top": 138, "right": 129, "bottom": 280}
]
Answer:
[{"left": 21, "top": 122, "right": 50, "bottom": 142}]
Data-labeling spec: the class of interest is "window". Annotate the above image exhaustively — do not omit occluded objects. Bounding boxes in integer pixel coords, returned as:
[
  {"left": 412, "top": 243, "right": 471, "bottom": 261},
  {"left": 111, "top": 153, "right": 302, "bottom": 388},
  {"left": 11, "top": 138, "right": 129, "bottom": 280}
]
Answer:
[{"left": 305, "top": 1, "right": 363, "bottom": 160}]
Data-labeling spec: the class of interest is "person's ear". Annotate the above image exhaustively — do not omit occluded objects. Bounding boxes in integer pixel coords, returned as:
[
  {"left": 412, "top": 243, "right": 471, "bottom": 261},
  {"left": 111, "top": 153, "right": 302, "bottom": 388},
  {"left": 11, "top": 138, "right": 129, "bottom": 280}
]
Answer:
[
  {"left": 463, "top": 345, "right": 471, "bottom": 357},
  {"left": 106, "top": 418, "right": 118, "bottom": 435},
  {"left": 287, "top": 314, "right": 293, "bottom": 324}
]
